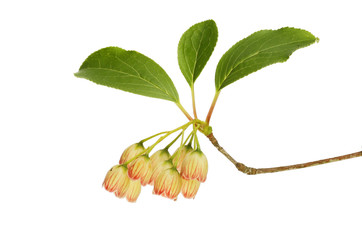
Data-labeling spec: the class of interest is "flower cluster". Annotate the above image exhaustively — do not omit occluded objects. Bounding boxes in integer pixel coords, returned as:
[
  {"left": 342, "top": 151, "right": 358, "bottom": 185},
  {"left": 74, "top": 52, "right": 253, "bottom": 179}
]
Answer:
[{"left": 103, "top": 139, "right": 208, "bottom": 202}]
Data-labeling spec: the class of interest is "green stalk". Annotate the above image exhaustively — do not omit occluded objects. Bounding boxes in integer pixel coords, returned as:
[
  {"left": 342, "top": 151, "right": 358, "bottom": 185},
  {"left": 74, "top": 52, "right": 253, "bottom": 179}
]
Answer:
[
  {"left": 164, "top": 132, "right": 183, "bottom": 150},
  {"left": 124, "top": 121, "right": 193, "bottom": 166},
  {"left": 191, "top": 84, "right": 198, "bottom": 119},
  {"left": 194, "top": 132, "right": 200, "bottom": 150},
  {"left": 176, "top": 102, "right": 193, "bottom": 121},
  {"left": 192, "top": 124, "right": 201, "bottom": 149},
  {"left": 145, "top": 121, "right": 193, "bottom": 153},
  {"left": 139, "top": 131, "right": 168, "bottom": 143},
  {"left": 183, "top": 130, "right": 194, "bottom": 146},
  {"left": 173, "top": 130, "right": 186, "bottom": 168}
]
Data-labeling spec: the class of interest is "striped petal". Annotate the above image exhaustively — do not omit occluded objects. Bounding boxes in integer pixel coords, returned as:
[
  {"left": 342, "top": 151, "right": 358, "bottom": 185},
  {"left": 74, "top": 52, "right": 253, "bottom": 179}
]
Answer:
[
  {"left": 128, "top": 155, "right": 152, "bottom": 186},
  {"left": 181, "top": 179, "right": 200, "bottom": 199},
  {"left": 125, "top": 179, "right": 141, "bottom": 203},
  {"left": 154, "top": 168, "right": 182, "bottom": 200},
  {"left": 103, "top": 165, "right": 130, "bottom": 193},
  {"left": 181, "top": 150, "right": 208, "bottom": 182},
  {"left": 119, "top": 143, "right": 145, "bottom": 164}
]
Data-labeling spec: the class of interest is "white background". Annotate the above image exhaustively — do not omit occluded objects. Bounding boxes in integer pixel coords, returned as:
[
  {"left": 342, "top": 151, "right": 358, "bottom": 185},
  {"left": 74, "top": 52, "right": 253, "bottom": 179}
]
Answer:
[{"left": 1, "top": 0, "right": 361, "bottom": 239}]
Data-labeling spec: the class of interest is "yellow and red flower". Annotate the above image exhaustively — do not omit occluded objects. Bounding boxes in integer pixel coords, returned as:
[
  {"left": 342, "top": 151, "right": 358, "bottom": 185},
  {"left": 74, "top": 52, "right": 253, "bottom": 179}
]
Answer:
[
  {"left": 153, "top": 168, "right": 182, "bottom": 200},
  {"left": 181, "top": 179, "right": 200, "bottom": 199},
  {"left": 150, "top": 149, "right": 171, "bottom": 170},
  {"left": 181, "top": 150, "right": 208, "bottom": 182},
  {"left": 127, "top": 155, "right": 152, "bottom": 186},
  {"left": 172, "top": 144, "right": 193, "bottom": 171},
  {"left": 149, "top": 159, "right": 173, "bottom": 185},
  {"left": 119, "top": 143, "right": 145, "bottom": 164},
  {"left": 104, "top": 143, "right": 208, "bottom": 202},
  {"left": 103, "top": 164, "right": 130, "bottom": 196},
  {"left": 124, "top": 179, "right": 141, "bottom": 203}
]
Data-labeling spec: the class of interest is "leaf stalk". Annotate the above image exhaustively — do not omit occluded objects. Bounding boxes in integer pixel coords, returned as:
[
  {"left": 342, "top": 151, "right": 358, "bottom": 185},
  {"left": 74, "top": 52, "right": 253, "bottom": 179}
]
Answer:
[
  {"left": 191, "top": 84, "right": 198, "bottom": 119},
  {"left": 176, "top": 102, "right": 193, "bottom": 121},
  {"left": 205, "top": 91, "right": 220, "bottom": 124}
]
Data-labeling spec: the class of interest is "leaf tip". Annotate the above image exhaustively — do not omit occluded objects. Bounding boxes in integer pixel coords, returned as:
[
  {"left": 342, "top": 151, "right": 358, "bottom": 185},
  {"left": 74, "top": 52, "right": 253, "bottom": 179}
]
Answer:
[
  {"left": 205, "top": 19, "right": 216, "bottom": 25},
  {"left": 73, "top": 71, "right": 80, "bottom": 78}
]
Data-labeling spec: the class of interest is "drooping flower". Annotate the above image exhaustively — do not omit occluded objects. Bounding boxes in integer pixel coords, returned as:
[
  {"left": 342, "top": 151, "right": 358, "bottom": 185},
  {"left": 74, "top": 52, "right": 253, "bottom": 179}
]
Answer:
[
  {"left": 149, "top": 159, "right": 173, "bottom": 185},
  {"left": 172, "top": 144, "right": 193, "bottom": 171},
  {"left": 124, "top": 179, "right": 141, "bottom": 203},
  {"left": 153, "top": 167, "right": 182, "bottom": 200},
  {"left": 150, "top": 149, "right": 171, "bottom": 170},
  {"left": 103, "top": 165, "right": 130, "bottom": 195},
  {"left": 181, "top": 149, "right": 208, "bottom": 182},
  {"left": 181, "top": 178, "right": 200, "bottom": 199},
  {"left": 127, "top": 155, "right": 152, "bottom": 186},
  {"left": 119, "top": 143, "right": 145, "bottom": 164}
]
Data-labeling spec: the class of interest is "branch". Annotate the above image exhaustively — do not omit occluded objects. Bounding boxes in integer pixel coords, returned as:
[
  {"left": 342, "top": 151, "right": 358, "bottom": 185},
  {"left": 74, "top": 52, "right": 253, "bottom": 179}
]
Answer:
[{"left": 207, "top": 133, "right": 362, "bottom": 175}]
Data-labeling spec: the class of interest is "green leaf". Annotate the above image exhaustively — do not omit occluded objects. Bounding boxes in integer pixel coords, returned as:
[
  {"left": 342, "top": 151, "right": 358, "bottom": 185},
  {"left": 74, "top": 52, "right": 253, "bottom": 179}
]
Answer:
[
  {"left": 215, "top": 27, "right": 318, "bottom": 91},
  {"left": 74, "top": 47, "right": 179, "bottom": 102},
  {"left": 178, "top": 20, "right": 218, "bottom": 86}
]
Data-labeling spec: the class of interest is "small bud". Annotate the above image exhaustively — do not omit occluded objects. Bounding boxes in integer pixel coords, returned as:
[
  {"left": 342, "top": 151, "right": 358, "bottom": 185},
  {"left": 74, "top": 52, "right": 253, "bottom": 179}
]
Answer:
[
  {"left": 127, "top": 155, "right": 152, "bottom": 186},
  {"left": 119, "top": 143, "right": 145, "bottom": 164},
  {"left": 181, "top": 179, "right": 200, "bottom": 199},
  {"left": 172, "top": 144, "right": 193, "bottom": 171},
  {"left": 149, "top": 159, "right": 173, "bottom": 185},
  {"left": 103, "top": 165, "right": 130, "bottom": 196},
  {"left": 154, "top": 168, "right": 182, "bottom": 200},
  {"left": 124, "top": 179, "right": 141, "bottom": 203},
  {"left": 181, "top": 149, "right": 208, "bottom": 182},
  {"left": 150, "top": 149, "right": 171, "bottom": 170}
]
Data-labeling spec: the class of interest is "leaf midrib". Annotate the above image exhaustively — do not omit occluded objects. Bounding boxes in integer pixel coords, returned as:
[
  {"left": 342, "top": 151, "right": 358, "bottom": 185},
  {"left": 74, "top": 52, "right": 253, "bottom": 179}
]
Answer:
[
  {"left": 78, "top": 67, "right": 176, "bottom": 101},
  {"left": 220, "top": 39, "right": 312, "bottom": 88},
  {"left": 190, "top": 27, "right": 207, "bottom": 82},
  {"left": 183, "top": 26, "right": 213, "bottom": 83}
]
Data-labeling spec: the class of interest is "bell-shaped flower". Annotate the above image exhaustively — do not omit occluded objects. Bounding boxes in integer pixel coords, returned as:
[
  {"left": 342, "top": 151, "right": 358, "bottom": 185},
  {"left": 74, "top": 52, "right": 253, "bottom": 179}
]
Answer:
[
  {"left": 153, "top": 168, "right": 182, "bottom": 200},
  {"left": 127, "top": 155, "right": 152, "bottom": 186},
  {"left": 181, "top": 179, "right": 200, "bottom": 199},
  {"left": 172, "top": 144, "right": 193, "bottom": 171},
  {"left": 119, "top": 143, "right": 145, "bottom": 164},
  {"left": 124, "top": 179, "right": 141, "bottom": 203},
  {"left": 103, "top": 165, "right": 130, "bottom": 195},
  {"left": 150, "top": 149, "right": 171, "bottom": 170},
  {"left": 149, "top": 159, "right": 173, "bottom": 185},
  {"left": 181, "top": 149, "right": 208, "bottom": 182}
]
